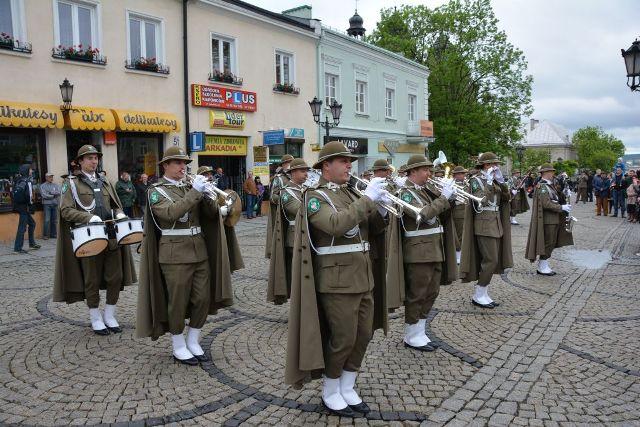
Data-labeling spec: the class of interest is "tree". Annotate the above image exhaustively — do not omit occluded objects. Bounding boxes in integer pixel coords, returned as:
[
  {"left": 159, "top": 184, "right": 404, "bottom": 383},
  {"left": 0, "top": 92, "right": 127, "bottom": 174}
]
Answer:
[
  {"left": 572, "top": 126, "right": 625, "bottom": 172},
  {"left": 367, "top": 1, "right": 533, "bottom": 164},
  {"left": 521, "top": 148, "right": 550, "bottom": 173},
  {"left": 553, "top": 159, "right": 579, "bottom": 176}
]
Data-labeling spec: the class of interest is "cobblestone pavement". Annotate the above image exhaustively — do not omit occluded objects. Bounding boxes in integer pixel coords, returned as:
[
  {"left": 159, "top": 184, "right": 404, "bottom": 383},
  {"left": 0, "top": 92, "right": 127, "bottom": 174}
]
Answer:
[{"left": 1, "top": 202, "right": 639, "bottom": 426}]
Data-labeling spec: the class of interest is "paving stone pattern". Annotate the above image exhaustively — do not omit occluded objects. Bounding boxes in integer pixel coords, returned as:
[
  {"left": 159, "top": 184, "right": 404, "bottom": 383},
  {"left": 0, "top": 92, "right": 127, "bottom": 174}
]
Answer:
[{"left": 1, "top": 203, "right": 639, "bottom": 426}]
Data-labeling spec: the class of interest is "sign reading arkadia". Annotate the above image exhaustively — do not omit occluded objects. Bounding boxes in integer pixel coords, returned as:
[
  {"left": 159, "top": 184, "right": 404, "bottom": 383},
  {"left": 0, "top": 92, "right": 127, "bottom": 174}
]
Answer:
[{"left": 200, "top": 135, "right": 248, "bottom": 156}]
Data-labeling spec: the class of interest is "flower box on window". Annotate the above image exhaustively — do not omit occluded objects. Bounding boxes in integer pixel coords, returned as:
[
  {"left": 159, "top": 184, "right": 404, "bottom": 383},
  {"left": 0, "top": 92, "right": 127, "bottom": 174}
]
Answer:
[
  {"left": 208, "top": 69, "right": 243, "bottom": 86},
  {"left": 125, "top": 57, "right": 170, "bottom": 74},
  {"left": 0, "top": 33, "right": 32, "bottom": 54},
  {"left": 273, "top": 83, "right": 300, "bottom": 95},
  {"left": 52, "top": 45, "right": 107, "bottom": 65}
]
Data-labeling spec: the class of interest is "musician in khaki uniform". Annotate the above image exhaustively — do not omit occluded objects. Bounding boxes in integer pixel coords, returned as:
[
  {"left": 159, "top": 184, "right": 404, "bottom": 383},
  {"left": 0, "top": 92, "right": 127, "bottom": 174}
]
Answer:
[
  {"left": 398, "top": 155, "right": 456, "bottom": 351},
  {"left": 267, "top": 158, "right": 309, "bottom": 304},
  {"left": 459, "top": 152, "right": 513, "bottom": 309},
  {"left": 508, "top": 169, "right": 529, "bottom": 225},
  {"left": 285, "top": 141, "right": 389, "bottom": 417},
  {"left": 265, "top": 154, "right": 294, "bottom": 258},
  {"left": 452, "top": 165, "right": 468, "bottom": 264},
  {"left": 525, "top": 164, "right": 574, "bottom": 275},
  {"left": 54, "top": 145, "right": 136, "bottom": 335},
  {"left": 136, "top": 147, "right": 233, "bottom": 365}
]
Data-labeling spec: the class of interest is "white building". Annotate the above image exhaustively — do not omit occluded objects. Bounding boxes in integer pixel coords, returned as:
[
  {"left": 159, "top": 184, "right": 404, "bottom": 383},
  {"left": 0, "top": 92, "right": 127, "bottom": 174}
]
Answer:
[{"left": 523, "top": 119, "right": 576, "bottom": 161}]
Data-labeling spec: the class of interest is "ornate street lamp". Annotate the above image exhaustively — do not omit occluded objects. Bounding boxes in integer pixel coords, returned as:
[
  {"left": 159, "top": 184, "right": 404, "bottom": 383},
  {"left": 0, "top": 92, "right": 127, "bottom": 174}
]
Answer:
[
  {"left": 308, "top": 97, "right": 342, "bottom": 141},
  {"left": 59, "top": 78, "right": 74, "bottom": 110},
  {"left": 621, "top": 39, "right": 640, "bottom": 92}
]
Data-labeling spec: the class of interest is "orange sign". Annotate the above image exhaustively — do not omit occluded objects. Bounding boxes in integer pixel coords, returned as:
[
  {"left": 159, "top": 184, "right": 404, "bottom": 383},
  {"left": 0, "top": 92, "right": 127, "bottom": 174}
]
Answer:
[
  {"left": 104, "top": 131, "right": 117, "bottom": 145},
  {"left": 420, "top": 120, "right": 434, "bottom": 137}
]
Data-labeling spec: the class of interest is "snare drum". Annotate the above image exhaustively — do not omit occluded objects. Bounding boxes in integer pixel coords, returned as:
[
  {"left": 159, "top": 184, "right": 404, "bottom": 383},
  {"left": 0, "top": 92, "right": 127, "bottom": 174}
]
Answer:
[
  {"left": 70, "top": 222, "right": 108, "bottom": 257},
  {"left": 114, "top": 217, "right": 144, "bottom": 245}
]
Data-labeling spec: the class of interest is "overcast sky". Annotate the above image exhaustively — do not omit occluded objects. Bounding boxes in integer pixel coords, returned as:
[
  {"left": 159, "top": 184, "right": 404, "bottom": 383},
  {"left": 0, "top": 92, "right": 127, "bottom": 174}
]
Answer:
[{"left": 248, "top": 0, "right": 640, "bottom": 153}]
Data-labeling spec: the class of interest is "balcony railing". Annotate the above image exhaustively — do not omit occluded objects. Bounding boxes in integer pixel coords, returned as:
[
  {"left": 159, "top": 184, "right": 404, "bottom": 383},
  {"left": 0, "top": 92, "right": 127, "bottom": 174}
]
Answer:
[
  {"left": 125, "top": 59, "right": 170, "bottom": 74},
  {"left": 52, "top": 46, "right": 107, "bottom": 65}
]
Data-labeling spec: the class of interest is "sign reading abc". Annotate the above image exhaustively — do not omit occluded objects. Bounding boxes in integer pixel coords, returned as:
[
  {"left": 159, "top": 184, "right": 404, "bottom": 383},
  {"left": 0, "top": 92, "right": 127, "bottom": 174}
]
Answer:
[
  {"left": 192, "top": 84, "right": 257, "bottom": 112},
  {"left": 200, "top": 135, "right": 248, "bottom": 156},
  {"left": 209, "top": 110, "right": 245, "bottom": 129}
]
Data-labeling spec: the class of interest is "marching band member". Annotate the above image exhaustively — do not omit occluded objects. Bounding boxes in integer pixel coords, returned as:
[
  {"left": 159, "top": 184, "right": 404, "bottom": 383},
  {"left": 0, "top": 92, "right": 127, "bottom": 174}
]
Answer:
[
  {"left": 525, "top": 164, "right": 574, "bottom": 275},
  {"left": 136, "top": 146, "right": 235, "bottom": 365},
  {"left": 452, "top": 165, "right": 468, "bottom": 264},
  {"left": 54, "top": 145, "right": 136, "bottom": 335},
  {"left": 286, "top": 141, "right": 389, "bottom": 417},
  {"left": 460, "top": 152, "right": 513, "bottom": 309},
  {"left": 266, "top": 154, "right": 294, "bottom": 258},
  {"left": 267, "top": 158, "right": 309, "bottom": 304},
  {"left": 508, "top": 169, "right": 529, "bottom": 225}
]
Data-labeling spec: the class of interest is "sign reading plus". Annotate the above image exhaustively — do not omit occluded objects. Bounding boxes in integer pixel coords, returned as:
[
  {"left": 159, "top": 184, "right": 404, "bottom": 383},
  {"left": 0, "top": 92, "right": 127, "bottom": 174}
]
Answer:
[{"left": 191, "top": 84, "right": 257, "bottom": 112}]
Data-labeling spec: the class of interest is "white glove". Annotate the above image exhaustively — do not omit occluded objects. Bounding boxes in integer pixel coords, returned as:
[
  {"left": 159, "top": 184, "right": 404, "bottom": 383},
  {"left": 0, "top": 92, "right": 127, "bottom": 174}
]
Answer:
[
  {"left": 511, "top": 189, "right": 518, "bottom": 195},
  {"left": 493, "top": 167, "right": 505, "bottom": 183},
  {"left": 562, "top": 204, "right": 572, "bottom": 213},
  {"left": 115, "top": 212, "right": 127, "bottom": 220},
  {"left": 220, "top": 205, "right": 229, "bottom": 217},
  {"left": 441, "top": 182, "right": 456, "bottom": 200},
  {"left": 191, "top": 175, "right": 208, "bottom": 193},
  {"left": 394, "top": 177, "right": 407, "bottom": 187},
  {"left": 364, "top": 177, "right": 385, "bottom": 202},
  {"left": 89, "top": 215, "right": 101, "bottom": 223}
]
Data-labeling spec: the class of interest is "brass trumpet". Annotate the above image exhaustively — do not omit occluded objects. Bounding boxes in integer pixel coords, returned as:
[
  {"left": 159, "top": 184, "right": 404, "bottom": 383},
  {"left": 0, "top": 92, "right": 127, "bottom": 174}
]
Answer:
[
  {"left": 349, "top": 174, "right": 423, "bottom": 222},
  {"left": 429, "top": 176, "right": 485, "bottom": 204},
  {"left": 185, "top": 174, "right": 234, "bottom": 207}
]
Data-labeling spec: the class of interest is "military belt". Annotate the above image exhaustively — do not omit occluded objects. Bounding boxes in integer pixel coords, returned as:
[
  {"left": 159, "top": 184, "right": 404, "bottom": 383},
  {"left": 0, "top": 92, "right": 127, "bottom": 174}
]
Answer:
[
  {"left": 315, "top": 242, "right": 370, "bottom": 255},
  {"left": 480, "top": 206, "right": 499, "bottom": 212},
  {"left": 161, "top": 226, "right": 201, "bottom": 236},
  {"left": 288, "top": 220, "right": 296, "bottom": 226},
  {"left": 404, "top": 226, "right": 443, "bottom": 237}
]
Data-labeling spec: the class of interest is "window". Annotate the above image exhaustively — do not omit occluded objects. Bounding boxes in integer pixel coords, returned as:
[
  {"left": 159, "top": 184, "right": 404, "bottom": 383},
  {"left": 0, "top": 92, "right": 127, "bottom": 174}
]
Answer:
[
  {"left": 0, "top": 0, "right": 29, "bottom": 52},
  {"left": 385, "top": 87, "right": 395, "bottom": 118},
  {"left": 275, "top": 51, "right": 294, "bottom": 85},
  {"left": 408, "top": 94, "right": 417, "bottom": 121},
  {"left": 325, "top": 73, "right": 339, "bottom": 106},
  {"left": 128, "top": 13, "right": 162, "bottom": 63},
  {"left": 54, "top": 0, "right": 98, "bottom": 50},
  {"left": 355, "top": 80, "right": 367, "bottom": 114},
  {"left": 211, "top": 34, "right": 235, "bottom": 74}
]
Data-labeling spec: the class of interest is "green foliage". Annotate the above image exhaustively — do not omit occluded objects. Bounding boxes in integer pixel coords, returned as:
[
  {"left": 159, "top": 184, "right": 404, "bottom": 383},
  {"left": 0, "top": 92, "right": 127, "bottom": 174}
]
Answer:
[
  {"left": 572, "top": 126, "right": 625, "bottom": 172},
  {"left": 553, "top": 159, "right": 579, "bottom": 176},
  {"left": 367, "top": 0, "right": 533, "bottom": 164},
  {"left": 521, "top": 148, "right": 550, "bottom": 173}
]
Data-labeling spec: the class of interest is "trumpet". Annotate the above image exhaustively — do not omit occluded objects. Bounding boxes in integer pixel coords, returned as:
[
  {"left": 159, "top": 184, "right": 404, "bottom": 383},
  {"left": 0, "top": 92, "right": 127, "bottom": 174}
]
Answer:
[
  {"left": 429, "top": 176, "right": 485, "bottom": 204},
  {"left": 349, "top": 174, "right": 423, "bottom": 222},
  {"left": 185, "top": 174, "right": 234, "bottom": 207}
]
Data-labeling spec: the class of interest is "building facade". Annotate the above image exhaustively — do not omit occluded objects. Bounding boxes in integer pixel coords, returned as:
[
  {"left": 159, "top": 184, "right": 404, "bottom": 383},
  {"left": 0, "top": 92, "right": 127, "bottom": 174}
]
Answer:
[{"left": 523, "top": 119, "right": 577, "bottom": 162}]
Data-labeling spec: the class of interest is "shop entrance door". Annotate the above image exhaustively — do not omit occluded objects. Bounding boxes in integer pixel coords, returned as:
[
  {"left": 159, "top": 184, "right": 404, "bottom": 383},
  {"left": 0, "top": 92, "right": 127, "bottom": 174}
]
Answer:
[{"left": 198, "top": 155, "right": 246, "bottom": 199}]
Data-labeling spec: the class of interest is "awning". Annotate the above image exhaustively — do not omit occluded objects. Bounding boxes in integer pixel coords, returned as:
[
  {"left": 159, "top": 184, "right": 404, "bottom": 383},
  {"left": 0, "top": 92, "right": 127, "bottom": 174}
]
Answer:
[
  {"left": 65, "top": 106, "right": 116, "bottom": 131},
  {"left": 112, "top": 109, "right": 180, "bottom": 133},
  {"left": 0, "top": 101, "right": 64, "bottom": 129}
]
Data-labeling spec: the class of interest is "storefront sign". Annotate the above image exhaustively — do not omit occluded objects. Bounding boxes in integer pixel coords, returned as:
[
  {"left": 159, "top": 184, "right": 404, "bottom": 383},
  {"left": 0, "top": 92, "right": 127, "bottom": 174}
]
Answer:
[
  {"left": 253, "top": 146, "right": 268, "bottom": 163},
  {"left": 190, "top": 132, "right": 205, "bottom": 152},
  {"left": 324, "top": 136, "right": 368, "bottom": 155},
  {"left": 104, "top": 131, "right": 117, "bottom": 145},
  {"left": 0, "top": 101, "right": 64, "bottom": 129},
  {"left": 263, "top": 130, "right": 285, "bottom": 146},
  {"left": 420, "top": 120, "right": 434, "bottom": 137},
  {"left": 112, "top": 109, "right": 180, "bottom": 132},
  {"left": 377, "top": 142, "right": 424, "bottom": 154},
  {"left": 200, "top": 135, "right": 248, "bottom": 156},
  {"left": 66, "top": 106, "right": 116, "bottom": 131},
  {"left": 253, "top": 162, "right": 270, "bottom": 176},
  {"left": 209, "top": 110, "right": 245, "bottom": 129},
  {"left": 287, "top": 128, "right": 305, "bottom": 138},
  {"left": 191, "top": 84, "right": 257, "bottom": 112}
]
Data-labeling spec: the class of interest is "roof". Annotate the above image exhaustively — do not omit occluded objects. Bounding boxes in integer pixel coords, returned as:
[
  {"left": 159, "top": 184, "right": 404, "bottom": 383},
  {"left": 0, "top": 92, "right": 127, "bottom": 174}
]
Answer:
[
  {"left": 218, "top": 0, "right": 315, "bottom": 31},
  {"left": 523, "top": 119, "right": 572, "bottom": 147}
]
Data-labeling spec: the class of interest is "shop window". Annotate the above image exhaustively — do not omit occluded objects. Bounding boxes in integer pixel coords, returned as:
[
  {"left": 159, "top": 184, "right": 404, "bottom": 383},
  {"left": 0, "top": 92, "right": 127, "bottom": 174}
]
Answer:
[
  {"left": 125, "top": 11, "right": 168, "bottom": 74},
  {"left": 0, "top": 128, "right": 46, "bottom": 213},
  {"left": 116, "top": 133, "right": 162, "bottom": 183},
  {"left": 0, "top": 0, "right": 30, "bottom": 53},
  {"left": 52, "top": 0, "right": 105, "bottom": 65}
]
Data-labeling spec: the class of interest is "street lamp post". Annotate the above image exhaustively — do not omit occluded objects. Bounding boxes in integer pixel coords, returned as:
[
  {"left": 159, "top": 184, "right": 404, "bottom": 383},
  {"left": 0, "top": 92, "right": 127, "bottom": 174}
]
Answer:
[
  {"left": 59, "top": 78, "right": 74, "bottom": 110},
  {"left": 621, "top": 39, "right": 640, "bottom": 92},
  {"left": 308, "top": 97, "right": 342, "bottom": 142}
]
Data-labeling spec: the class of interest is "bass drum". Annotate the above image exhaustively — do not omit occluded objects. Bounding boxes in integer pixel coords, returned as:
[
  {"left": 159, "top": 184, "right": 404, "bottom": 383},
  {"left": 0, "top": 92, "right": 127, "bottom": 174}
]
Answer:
[{"left": 217, "top": 189, "right": 242, "bottom": 227}]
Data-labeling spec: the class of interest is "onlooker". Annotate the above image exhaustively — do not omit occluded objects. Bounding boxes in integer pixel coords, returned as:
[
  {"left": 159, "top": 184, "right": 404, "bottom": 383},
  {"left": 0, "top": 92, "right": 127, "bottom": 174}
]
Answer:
[
  {"left": 626, "top": 171, "right": 637, "bottom": 223},
  {"left": 576, "top": 171, "right": 588, "bottom": 203},
  {"left": 135, "top": 173, "right": 149, "bottom": 216},
  {"left": 13, "top": 164, "right": 40, "bottom": 254},
  {"left": 593, "top": 171, "right": 610, "bottom": 216},
  {"left": 586, "top": 171, "right": 594, "bottom": 202},
  {"left": 115, "top": 171, "right": 136, "bottom": 217},
  {"left": 214, "top": 167, "right": 231, "bottom": 190},
  {"left": 611, "top": 167, "right": 627, "bottom": 218},
  {"left": 40, "top": 172, "right": 61, "bottom": 239},
  {"left": 243, "top": 172, "right": 258, "bottom": 219},
  {"left": 255, "top": 176, "right": 265, "bottom": 217}
]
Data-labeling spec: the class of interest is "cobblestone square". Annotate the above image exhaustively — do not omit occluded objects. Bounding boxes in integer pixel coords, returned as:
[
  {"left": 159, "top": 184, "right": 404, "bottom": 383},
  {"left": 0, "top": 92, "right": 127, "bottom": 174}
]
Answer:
[{"left": 1, "top": 202, "right": 639, "bottom": 426}]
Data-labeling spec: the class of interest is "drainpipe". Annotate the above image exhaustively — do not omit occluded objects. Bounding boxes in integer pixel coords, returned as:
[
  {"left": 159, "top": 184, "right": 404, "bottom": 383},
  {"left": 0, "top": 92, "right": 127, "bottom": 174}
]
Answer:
[{"left": 183, "top": 0, "right": 191, "bottom": 154}]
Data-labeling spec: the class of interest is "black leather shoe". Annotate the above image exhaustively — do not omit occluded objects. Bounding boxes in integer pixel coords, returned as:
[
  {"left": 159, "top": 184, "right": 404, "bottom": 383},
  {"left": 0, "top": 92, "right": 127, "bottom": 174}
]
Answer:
[
  {"left": 349, "top": 401, "right": 371, "bottom": 414},
  {"left": 106, "top": 325, "right": 122, "bottom": 333},
  {"left": 29, "top": 244, "right": 41, "bottom": 249},
  {"left": 472, "top": 299, "right": 496, "bottom": 309},
  {"left": 322, "top": 401, "right": 356, "bottom": 417},
  {"left": 404, "top": 342, "right": 436, "bottom": 352},
  {"left": 536, "top": 270, "right": 556, "bottom": 276},
  {"left": 193, "top": 353, "right": 209, "bottom": 363},
  {"left": 173, "top": 356, "right": 199, "bottom": 366},
  {"left": 489, "top": 301, "right": 500, "bottom": 307},
  {"left": 93, "top": 328, "right": 110, "bottom": 336}
]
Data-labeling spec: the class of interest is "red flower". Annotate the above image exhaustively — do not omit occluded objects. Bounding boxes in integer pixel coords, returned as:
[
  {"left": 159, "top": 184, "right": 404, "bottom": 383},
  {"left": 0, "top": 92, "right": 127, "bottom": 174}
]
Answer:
[{"left": 78, "top": 44, "right": 82, "bottom": 48}]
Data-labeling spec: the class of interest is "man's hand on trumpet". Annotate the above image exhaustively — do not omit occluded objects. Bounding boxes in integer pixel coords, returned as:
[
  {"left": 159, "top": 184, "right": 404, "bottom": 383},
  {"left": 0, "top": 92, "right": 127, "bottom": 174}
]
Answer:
[
  {"left": 364, "top": 177, "right": 386, "bottom": 202},
  {"left": 440, "top": 179, "right": 457, "bottom": 200},
  {"left": 191, "top": 174, "right": 208, "bottom": 193}
]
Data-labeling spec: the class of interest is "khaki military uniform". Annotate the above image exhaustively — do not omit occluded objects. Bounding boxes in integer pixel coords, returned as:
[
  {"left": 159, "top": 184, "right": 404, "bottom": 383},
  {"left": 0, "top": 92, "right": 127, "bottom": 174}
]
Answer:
[
  {"left": 281, "top": 182, "right": 303, "bottom": 292},
  {"left": 148, "top": 178, "right": 219, "bottom": 334},
  {"left": 534, "top": 180, "right": 563, "bottom": 259},
  {"left": 270, "top": 172, "right": 291, "bottom": 206},
  {"left": 452, "top": 179, "right": 466, "bottom": 251},
  {"left": 399, "top": 182, "right": 451, "bottom": 324},
  {"left": 576, "top": 175, "right": 588, "bottom": 203},
  {"left": 468, "top": 175, "right": 511, "bottom": 285},
  {"left": 265, "top": 172, "right": 291, "bottom": 259},
  {"left": 59, "top": 173, "right": 124, "bottom": 308},
  {"left": 306, "top": 177, "right": 386, "bottom": 378}
]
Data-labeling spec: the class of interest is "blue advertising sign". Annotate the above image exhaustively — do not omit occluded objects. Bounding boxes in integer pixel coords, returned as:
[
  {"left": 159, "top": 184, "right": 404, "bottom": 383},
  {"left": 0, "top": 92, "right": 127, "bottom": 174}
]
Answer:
[
  {"left": 189, "top": 131, "right": 205, "bottom": 152},
  {"left": 287, "top": 128, "right": 305, "bottom": 138},
  {"left": 263, "top": 129, "right": 285, "bottom": 146}
]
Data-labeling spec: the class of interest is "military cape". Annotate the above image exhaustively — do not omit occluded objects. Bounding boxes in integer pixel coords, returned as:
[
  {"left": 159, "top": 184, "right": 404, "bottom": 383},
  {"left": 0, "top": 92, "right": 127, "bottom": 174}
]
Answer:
[
  {"left": 510, "top": 187, "right": 530, "bottom": 215},
  {"left": 267, "top": 196, "right": 288, "bottom": 304},
  {"left": 525, "top": 184, "right": 574, "bottom": 261}
]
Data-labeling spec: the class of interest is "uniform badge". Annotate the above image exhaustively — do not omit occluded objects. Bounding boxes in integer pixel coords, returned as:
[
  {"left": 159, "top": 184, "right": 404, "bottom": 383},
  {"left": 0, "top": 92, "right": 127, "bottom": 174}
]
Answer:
[
  {"left": 402, "top": 192, "right": 413, "bottom": 203},
  {"left": 61, "top": 182, "right": 68, "bottom": 194},
  {"left": 307, "top": 197, "right": 321, "bottom": 213},
  {"left": 282, "top": 192, "right": 289, "bottom": 203},
  {"left": 150, "top": 191, "right": 161, "bottom": 204},
  {"left": 540, "top": 185, "right": 548, "bottom": 194}
]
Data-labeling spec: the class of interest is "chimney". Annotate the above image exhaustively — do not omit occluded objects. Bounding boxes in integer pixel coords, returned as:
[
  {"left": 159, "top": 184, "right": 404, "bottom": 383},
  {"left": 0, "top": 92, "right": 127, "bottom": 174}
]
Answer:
[
  {"left": 282, "top": 5, "right": 313, "bottom": 20},
  {"left": 530, "top": 118, "right": 539, "bottom": 131}
]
